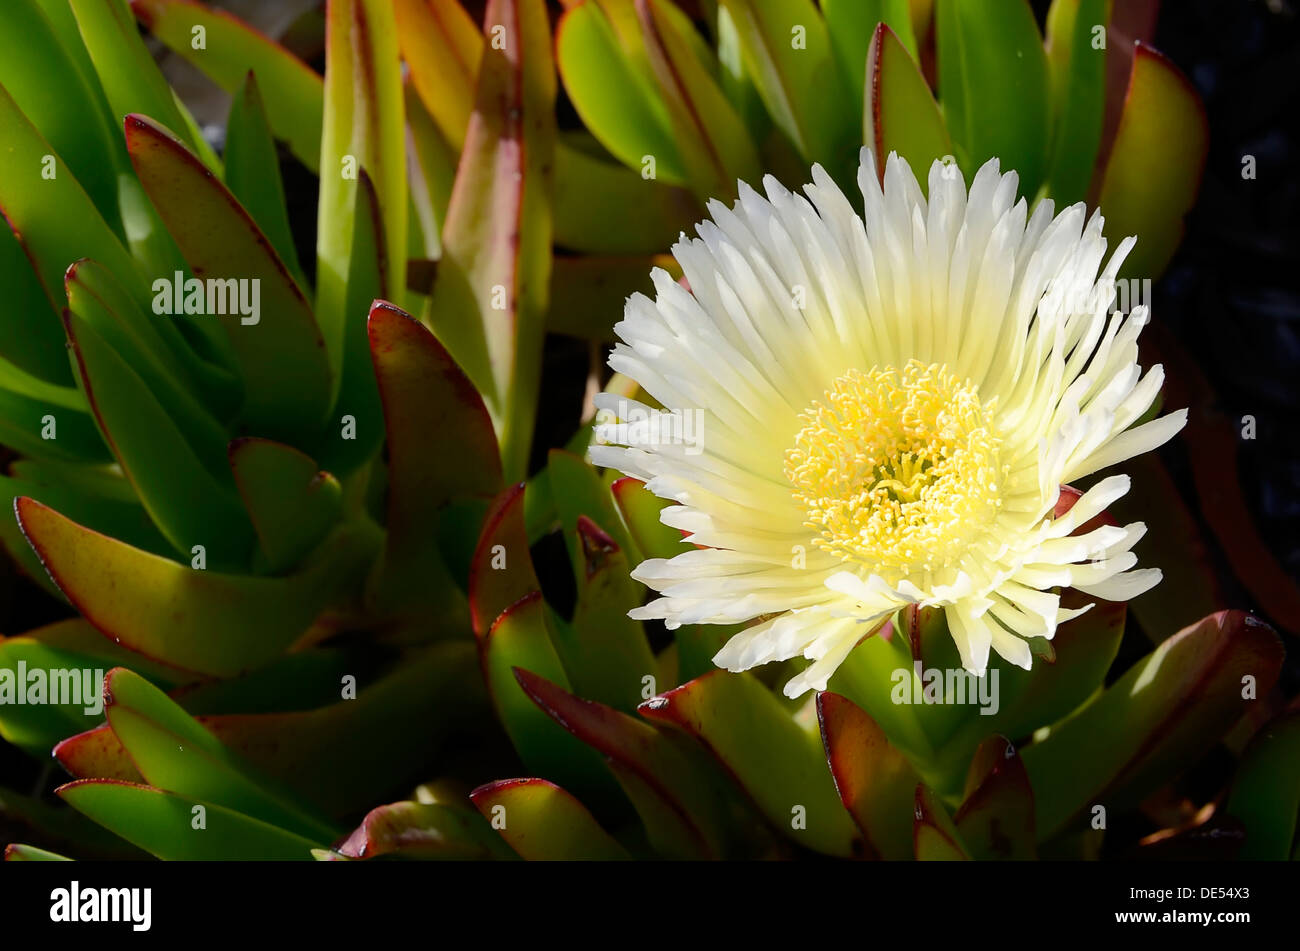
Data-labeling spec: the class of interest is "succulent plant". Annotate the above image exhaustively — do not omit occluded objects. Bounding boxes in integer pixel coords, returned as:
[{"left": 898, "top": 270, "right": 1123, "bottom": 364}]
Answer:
[{"left": 0, "top": 0, "right": 1295, "bottom": 866}]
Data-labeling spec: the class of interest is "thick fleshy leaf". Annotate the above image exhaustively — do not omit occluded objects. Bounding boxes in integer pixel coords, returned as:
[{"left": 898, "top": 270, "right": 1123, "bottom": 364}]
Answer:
[
  {"left": 1096, "top": 43, "right": 1207, "bottom": 279},
  {"left": 4, "top": 844, "right": 73, "bottom": 862},
  {"left": 637, "top": 0, "right": 761, "bottom": 204},
  {"left": 125, "top": 114, "right": 331, "bottom": 437},
  {"left": 394, "top": 0, "right": 482, "bottom": 150},
  {"left": 468, "top": 483, "right": 539, "bottom": 637},
  {"left": 913, "top": 784, "right": 970, "bottom": 860},
  {"left": 557, "top": 0, "right": 685, "bottom": 184},
  {"left": 55, "top": 725, "right": 144, "bottom": 784},
  {"left": 610, "top": 476, "right": 688, "bottom": 562},
  {"left": 516, "top": 668, "right": 733, "bottom": 859},
  {"left": 1226, "top": 710, "right": 1300, "bottom": 860},
  {"left": 337, "top": 800, "right": 517, "bottom": 860},
  {"left": 62, "top": 643, "right": 488, "bottom": 818},
  {"left": 0, "top": 0, "right": 127, "bottom": 250},
  {"left": 547, "top": 254, "right": 680, "bottom": 340},
  {"left": 0, "top": 784, "right": 144, "bottom": 860},
  {"left": 935, "top": 0, "right": 1050, "bottom": 198},
  {"left": 69, "top": 0, "right": 202, "bottom": 157},
  {"left": 479, "top": 594, "right": 614, "bottom": 797},
  {"left": 817, "top": 691, "right": 919, "bottom": 860},
  {"left": 316, "top": 0, "right": 406, "bottom": 372},
  {"left": 100, "top": 667, "right": 339, "bottom": 842},
  {"left": 0, "top": 219, "right": 69, "bottom": 385},
  {"left": 933, "top": 592, "right": 1127, "bottom": 789},
  {"left": 229, "top": 438, "right": 341, "bottom": 574},
  {"left": 553, "top": 144, "right": 699, "bottom": 254},
  {"left": 65, "top": 257, "right": 238, "bottom": 442},
  {"left": 0, "top": 361, "right": 108, "bottom": 465},
  {"left": 425, "top": 0, "right": 554, "bottom": 481},
  {"left": 0, "top": 637, "right": 108, "bottom": 757},
  {"left": 405, "top": 81, "right": 457, "bottom": 261},
  {"left": 470, "top": 778, "right": 629, "bottom": 860},
  {"left": 0, "top": 468, "right": 166, "bottom": 600},
  {"left": 15, "top": 497, "right": 381, "bottom": 676},
  {"left": 824, "top": 0, "right": 917, "bottom": 123},
  {"left": 952, "top": 735, "right": 1035, "bottom": 860},
  {"left": 0, "top": 83, "right": 141, "bottom": 314},
  {"left": 717, "top": 0, "right": 854, "bottom": 175},
  {"left": 865, "top": 24, "right": 951, "bottom": 188},
  {"left": 1042, "top": 0, "right": 1107, "bottom": 205},
  {"left": 58, "top": 779, "right": 319, "bottom": 860},
  {"left": 226, "top": 71, "right": 305, "bottom": 288},
  {"left": 63, "top": 307, "right": 255, "bottom": 566},
  {"left": 1023, "top": 611, "right": 1285, "bottom": 840},
  {"left": 365, "top": 301, "right": 498, "bottom": 622},
  {"left": 641, "top": 671, "right": 862, "bottom": 857},
  {"left": 132, "top": 0, "right": 324, "bottom": 170}
]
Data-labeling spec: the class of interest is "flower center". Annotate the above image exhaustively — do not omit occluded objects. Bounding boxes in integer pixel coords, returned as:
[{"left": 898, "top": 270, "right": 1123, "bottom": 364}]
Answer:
[{"left": 784, "top": 360, "right": 1006, "bottom": 576}]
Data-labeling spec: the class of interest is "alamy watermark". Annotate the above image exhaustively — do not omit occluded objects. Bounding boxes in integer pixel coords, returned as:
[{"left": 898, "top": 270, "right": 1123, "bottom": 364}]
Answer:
[
  {"left": 593, "top": 400, "right": 705, "bottom": 456},
  {"left": 152, "top": 271, "right": 260, "bottom": 325},
  {"left": 891, "top": 661, "right": 1000, "bottom": 716},
  {"left": 0, "top": 663, "right": 105, "bottom": 716}
]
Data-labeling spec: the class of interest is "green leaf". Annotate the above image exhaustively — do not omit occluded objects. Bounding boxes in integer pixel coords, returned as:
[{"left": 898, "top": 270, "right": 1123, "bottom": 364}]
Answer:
[
  {"left": 4, "top": 844, "right": 73, "bottom": 861},
  {"left": 641, "top": 670, "right": 862, "bottom": 857},
  {"left": 337, "top": 800, "right": 517, "bottom": 860},
  {"left": 125, "top": 114, "right": 331, "bottom": 438},
  {"left": 816, "top": 691, "right": 919, "bottom": 860},
  {"left": 1226, "top": 711, "right": 1300, "bottom": 861},
  {"left": 316, "top": 0, "right": 407, "bottom": 373},
  {"left": 637, "top": 0, "right": 761, "bottom": 203},
  {"left": 952, "top": 735, "right": 1035, "bottom": 859},
  {"left": 68, "top": 0, "right": 203, "bottom": 157},
  {"left": 365, "top": 301, "right": 500, "bottom": 622},
  {"left": 1023, "top": 611, "right": 1285, "bottom": 840},
  {"left": 15, "top": 497, "right": 381, "bottom": 676},
  {"left": 1043, "top": 0, "right": 1108, "bottom": 205},
  {"left": 556, "top": 0, "right": 685, "bottom": 184},
  {"left": 1096, "top": 43, "right": 1208, "bottom": 279},
  {"left": 63, "top": 306, "right": 256, "bottom": 567},
  {"left": 225, "top": 71, "right": 305, "bottom": 288},
  {"left": 0, "top": 218, "right": 69, "bottom": 385},
  {"left": 319, "top": 175, "right": 388, "bottom": 476},
  {"left": 865, "top": 23, "right": 952, "bottom": 187},
  {"left": 55, "top": 724, "right": 144, "bottom": 784},
  {"left": 229, "top": 438, "right": 342, "bottom": 574},
  {"left": 913, "top": 783, "right": 970, "bottom": 859},
  {"left": 610, "top": 476, "right": 688, "bottom": 562},
  {"left": 0, "top": 83, "right": 141, "bottom": 315},
  {"left": 65, "top": 258, "right": 235, "bottom": 476},
  {"left": 717, "top": 0, "right": 855, "bottom": 174},
  {"left": 515, "top": 668, "right": 733, "bottom": 859},
  {"left": 553, "top": 143, "right": 699, "bottom": 254},
  {"left": 58, "top": 779, "right": 319, "bottom": 860},
  {"left": 469, "top": 483, "right": 540, "bottom": 637},
  {"left": 0, "top": 638, "right": 107, "bottom": 756},
  {"left": 101, "top": 667, "right": 338, "bottom": 843},
  {"left": 470, "top": 778, "right": 630, "bottom": 860},
  {"left": 0, "top": 361, "right": 108, "bottom": 464},
  {"left": 824, "top": 0, "right": 917, "bottom": 124},
  {"left": 132, "top": 0, "right": 324, "bottom": 170},
  {"left": 933, "top": 593, "right": 1127, "bottom": 788},
  {"left": 479, "top": 593, "right": 614, "bottom": 796},
  {"left": 394, "top": 0, "right": 482, "bottom": 150},
  {"left": 425, "top": 0, "right": 555, "bottom": 481},
  {"left": 405, "top": 82, "right": 458, "bottom": 261},
  {"left": 0, "top": 0, "right": 127, "bottom": 246},
  {"left": 935, "top": 0, "right": 1050, "bottom": 197}
]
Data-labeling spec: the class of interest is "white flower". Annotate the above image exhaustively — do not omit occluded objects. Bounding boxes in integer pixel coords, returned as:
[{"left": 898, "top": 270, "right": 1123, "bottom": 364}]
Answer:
[{"left": 591, "top": 150, "right": 1186, "bottom": 698}]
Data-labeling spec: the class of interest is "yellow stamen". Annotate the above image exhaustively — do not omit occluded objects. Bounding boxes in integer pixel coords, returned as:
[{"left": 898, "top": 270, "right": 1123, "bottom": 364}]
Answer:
[{"left": 784, "top": 360, "right": 1006, "bottom": 577}]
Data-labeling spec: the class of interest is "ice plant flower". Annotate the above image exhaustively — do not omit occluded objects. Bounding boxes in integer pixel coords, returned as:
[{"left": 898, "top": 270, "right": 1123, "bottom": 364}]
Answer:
[{"left": 592, "top": 150, "right": 1187, "bottom": 698}]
